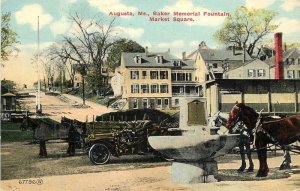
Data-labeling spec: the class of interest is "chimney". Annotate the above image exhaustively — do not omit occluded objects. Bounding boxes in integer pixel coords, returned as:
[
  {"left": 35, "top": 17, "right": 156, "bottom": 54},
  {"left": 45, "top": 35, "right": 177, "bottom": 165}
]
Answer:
[
  {"left": 182, "top": 52, "right": 186, "bottom": 60},
  {"left": 145, "top": 46, "right": 148, "bottom": 56},
  {"left": 274, "top": 32, "right": 284, "bottom": 80}
]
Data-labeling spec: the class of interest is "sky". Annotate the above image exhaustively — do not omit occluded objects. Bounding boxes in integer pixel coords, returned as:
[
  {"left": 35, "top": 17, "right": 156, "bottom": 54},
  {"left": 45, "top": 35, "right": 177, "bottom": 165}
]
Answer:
[{"left": 1, "top": 0, "right": 300, "bottom": 87}]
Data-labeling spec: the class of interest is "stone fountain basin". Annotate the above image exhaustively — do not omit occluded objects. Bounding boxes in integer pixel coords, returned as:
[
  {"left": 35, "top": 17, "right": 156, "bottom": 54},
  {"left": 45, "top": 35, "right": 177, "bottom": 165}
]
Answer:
[{"left": 148, "top": 128, "right": 239, "bottom": 161}]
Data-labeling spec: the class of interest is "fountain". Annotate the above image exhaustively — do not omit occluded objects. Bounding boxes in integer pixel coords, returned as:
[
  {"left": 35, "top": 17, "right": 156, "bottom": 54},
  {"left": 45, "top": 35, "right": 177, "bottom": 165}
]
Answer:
[{"left": 148, "top": 98, "right": 239, "bottom": 183}]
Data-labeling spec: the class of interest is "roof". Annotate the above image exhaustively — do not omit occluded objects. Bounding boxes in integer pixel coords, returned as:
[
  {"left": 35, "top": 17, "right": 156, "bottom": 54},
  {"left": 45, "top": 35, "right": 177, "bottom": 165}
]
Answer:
[
  {"left": 199, "top": 49, "right": 252, "bottom": 61},
  {"left": 264, "top": 47, "right": 300, "bottom": 67},
  {"left": 2, "top": 93, "right": 16, "bottom": 97},
  {"left": 122, "top": 52, "right": 195, "bottom": 69},
  {"left": 226, "top": 59, "right": 268, "bottom": 72}
]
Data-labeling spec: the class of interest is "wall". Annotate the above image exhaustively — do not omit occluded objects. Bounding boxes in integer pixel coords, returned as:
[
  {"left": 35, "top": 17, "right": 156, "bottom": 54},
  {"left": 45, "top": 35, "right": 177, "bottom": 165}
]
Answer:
[{"left": 206, "top": 79, "right": 300, "bottom": 115}]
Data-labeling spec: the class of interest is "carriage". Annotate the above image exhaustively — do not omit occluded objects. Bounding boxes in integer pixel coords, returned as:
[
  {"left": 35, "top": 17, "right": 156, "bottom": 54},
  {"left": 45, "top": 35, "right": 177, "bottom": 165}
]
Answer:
[{"left": 84, "top": 109, "right": 180, "bottom": 165}]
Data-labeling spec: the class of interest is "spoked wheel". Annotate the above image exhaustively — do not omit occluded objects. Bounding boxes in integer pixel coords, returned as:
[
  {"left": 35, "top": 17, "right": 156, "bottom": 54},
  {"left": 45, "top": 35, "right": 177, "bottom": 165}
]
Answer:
[{"left": 88, "top": 143, "right": 111, "bottom": 165}]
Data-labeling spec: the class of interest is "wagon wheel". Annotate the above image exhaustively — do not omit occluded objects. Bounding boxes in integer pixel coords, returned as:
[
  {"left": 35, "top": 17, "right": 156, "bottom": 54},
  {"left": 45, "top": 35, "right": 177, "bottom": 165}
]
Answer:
[{"left": 88, "top": 143, "right": 111, "bottom": 165}]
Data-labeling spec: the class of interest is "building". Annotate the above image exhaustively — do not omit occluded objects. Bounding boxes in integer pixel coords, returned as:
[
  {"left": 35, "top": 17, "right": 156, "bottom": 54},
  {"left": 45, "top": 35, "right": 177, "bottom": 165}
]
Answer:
[
  {"left": 119, "top": 49, "right": 201, "bottom": 110},
  {"left": 72, "top": 64, "right": 109, "bottom": 88},
  {"left": 188, "top": 42, "right": 252, "bottom": 83},
  {"left": 264, "top": 47, "right": 300, "bottom": 79},
  {"left": 225, "top": 59, "right": 273, "bottom": 79}
]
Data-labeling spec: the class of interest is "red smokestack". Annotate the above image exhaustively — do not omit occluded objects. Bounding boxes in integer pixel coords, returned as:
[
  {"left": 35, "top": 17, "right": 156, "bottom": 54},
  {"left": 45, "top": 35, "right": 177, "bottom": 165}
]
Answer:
[{"left": 274, "top": 32, "right": 284, "bottom": 80}]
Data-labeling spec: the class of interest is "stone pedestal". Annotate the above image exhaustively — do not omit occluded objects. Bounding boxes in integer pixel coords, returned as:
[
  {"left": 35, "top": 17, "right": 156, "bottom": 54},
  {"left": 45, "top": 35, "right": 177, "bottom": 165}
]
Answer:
[{"left": 171, "top": 161, "right": 218, "bottom": 183}]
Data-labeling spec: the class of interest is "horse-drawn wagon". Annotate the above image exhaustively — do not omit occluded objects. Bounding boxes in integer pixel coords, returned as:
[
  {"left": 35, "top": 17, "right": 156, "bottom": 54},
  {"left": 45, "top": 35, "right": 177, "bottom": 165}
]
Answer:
[{"left": 84, "top": 109, "right": 180, "bottom": 165}]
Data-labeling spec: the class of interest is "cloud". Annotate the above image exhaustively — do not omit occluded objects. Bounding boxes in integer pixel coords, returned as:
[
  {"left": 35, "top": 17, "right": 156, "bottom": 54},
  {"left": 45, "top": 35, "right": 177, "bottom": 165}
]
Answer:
[
  {"left": 275, "top": 18, "right": 300, "bottom": 35},
  {"left": 280, "top": 0, "right": 300, "bottom": 11},
  {"left": 245, "top": 0, "right": 276, "bottom": 9},
  {"left": 118, "top": 27, "right": 144, "bottom": 39},
  {"left": 88, "top": 0, "right": 137, "bottom": 17},
  {"left": 162, "top": 0, "right": 226, "bottom": 26},
  {"left": 15, "top": 4, "right": 53, "bottom": 31},
  {"left": 50, "top": 17, "right": 71, "bottom": 36},
  {"left": 158, "top": 40, "right": 184, "bottom": 49},
  {"left": 189, "top": 41, "right": 199, "bottom": 47}
]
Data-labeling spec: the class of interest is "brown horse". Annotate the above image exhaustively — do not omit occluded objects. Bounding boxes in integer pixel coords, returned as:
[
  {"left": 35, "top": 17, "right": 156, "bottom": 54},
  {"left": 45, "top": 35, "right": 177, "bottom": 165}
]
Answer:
[
  {"left": 226, "top": 103, "right": 257, "bottom": 172},
  {"left": 227, "top": 103, "right": 300, "bottom": 177}
]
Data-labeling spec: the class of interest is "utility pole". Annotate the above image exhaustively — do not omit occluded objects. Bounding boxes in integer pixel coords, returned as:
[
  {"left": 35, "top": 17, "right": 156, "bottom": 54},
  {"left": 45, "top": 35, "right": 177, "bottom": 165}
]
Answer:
[{"left": 36, "top": 16, "right": 42, "bottom": 114}]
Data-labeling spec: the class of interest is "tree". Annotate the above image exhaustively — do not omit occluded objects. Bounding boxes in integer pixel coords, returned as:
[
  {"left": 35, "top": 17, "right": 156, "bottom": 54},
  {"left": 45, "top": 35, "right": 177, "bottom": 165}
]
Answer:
[
  {"left": 214, "top": 6, "right": 278, "bottom": 57},
  {"left": 1, "top": 12, "right": 19, "bottom": 62},
  {"left": 1, "top": 79, "right": 17, "bottom": 93},
  {"left": 106, "top": 38, "right": 145, "bottom": 71}
]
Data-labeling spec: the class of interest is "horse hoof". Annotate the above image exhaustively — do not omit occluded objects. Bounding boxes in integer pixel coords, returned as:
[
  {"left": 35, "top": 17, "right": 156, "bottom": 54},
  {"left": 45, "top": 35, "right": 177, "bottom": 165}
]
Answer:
[
  {"left": 279, "top": 164, "right": 291, "bottom": 170},
  {"left": 237, "top": 168, "right": 245, "bottom": 172},
  {"left": 247, "top": 167, "right": 254, "bottom": 172}
]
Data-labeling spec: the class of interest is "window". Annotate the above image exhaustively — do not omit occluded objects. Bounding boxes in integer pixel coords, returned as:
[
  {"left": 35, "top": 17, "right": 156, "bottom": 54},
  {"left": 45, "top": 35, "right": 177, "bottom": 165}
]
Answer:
[
  {"left": 135, "top": 55, "right": 142, "bottom": 64},
  {"left": 287, "top": 70, "right": 295, "bottom": 79},
  {"left": 131, "top": 84, "right": 139, "bottom": 93},
  {"left": 142, "top": 99, "right": 148, "bottom": 109},
  {"left": 150, "top": 71, "right": 158, "bottom": 79},
  {"left": 157, "top": 56, "right": 163, "bottom": 63},
  {"left": 142, "top": 71, "right": 147, "bottom": 79},
  {"left": 298, "top": 71, "right": 300, "bottom": 79},
  {"left": 298, "top": 58, "right": 300, "bottom": 65},
  {"left": 175, "top": 99, "right": 179, "bottom": 105},
  {"left": 151, "top": 84, "right": 158, "bottom": 93},
  {"left": 149, "top": 99, "right": 155, "bottom": 109},
  {"left": 132, "top": 98, "right": 138, "bottom": 109},
  {"left": 157, "top": 99, "right": 162, "bottom": 108},
  {"left": 177, "top": 73, "right": 185, "bottom": 81},
  {"left": 160, "top": 84, "right": 168, "bottom": 93},
  {"left": 173, "top": 60, "right": 181, "bottom": 66},
  {"left": 130, "top": 71, "right": 139, "bottom": 79},
  {"left": 141, "top": 84, "right": 149, "bottom": 93},
  {"left": 287, "top": 58, "right": 295, "bottom": 65},
  {"left": 186, "top": 73, "right": 191, "bottom": 81},
  {"left": 164, "top": 99, "right": 169, "bottom": 108},
  {"left": 248, "top": 69, "right": 256, "bottom": 77},
  {"left": 257, "top": 69, "right": 265, "bottom": 77},
  {"left": 160, "top": 71, "right": 168, "bottom": 79},
  {"left": 171, "top": 73, "right": 176, "bottom": 81}
]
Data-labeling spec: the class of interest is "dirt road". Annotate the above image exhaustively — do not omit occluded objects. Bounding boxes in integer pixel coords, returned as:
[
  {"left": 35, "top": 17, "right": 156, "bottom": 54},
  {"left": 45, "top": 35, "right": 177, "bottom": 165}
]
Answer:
[
  {"left": 19, "top": 91, "right": 113, "bottom": 122},
  {"left": 1, "top": 149, "right": 300, "bottom": 191}
]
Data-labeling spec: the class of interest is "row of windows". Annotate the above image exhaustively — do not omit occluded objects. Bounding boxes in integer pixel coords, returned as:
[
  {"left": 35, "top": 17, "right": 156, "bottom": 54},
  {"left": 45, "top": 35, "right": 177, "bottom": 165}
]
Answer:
[
  {"left": 247, "top": 69, "right": 266, "bottom": 77},
  {"left": 130, "top": 71, "right": 169, "bottom": 79},
  {"left": 287, "top": 70, "right": 300, "bottom": 79},
  {"left": 131, "top": 98, "right": 169, "bottom": 109},
  {"left": 171, "top": 72, "right": 192, "bottom": 81},
  {"left": 131, "top": 84, "right": 169, "bottom": 93},
  {"left": 286, "top": 58, "right": 300, "bottom": 65}
]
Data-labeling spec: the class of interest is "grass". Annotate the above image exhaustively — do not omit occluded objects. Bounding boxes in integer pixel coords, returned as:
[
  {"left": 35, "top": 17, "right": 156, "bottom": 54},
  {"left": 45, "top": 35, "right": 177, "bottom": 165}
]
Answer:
[{"left": 1, "top": 123, "right": 33, "bottom": 143}]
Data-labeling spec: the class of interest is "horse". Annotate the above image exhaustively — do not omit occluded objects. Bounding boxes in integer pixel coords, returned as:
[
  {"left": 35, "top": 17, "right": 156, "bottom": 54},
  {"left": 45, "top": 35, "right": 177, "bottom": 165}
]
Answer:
[
  {"left": 20, "top": 116, "right": 85, "bottom": 157},
  {"left": 208, "top": 111, "right": 228, "bottom": 132},
  {"left": 227, "top": 103, "right": 300, "bottom": 177},
  {"left": 208, "top": 110, "right": 254, "bottom": 172},
  {"left": 61, "top": 116, "right": 87, "bottom": 155}
]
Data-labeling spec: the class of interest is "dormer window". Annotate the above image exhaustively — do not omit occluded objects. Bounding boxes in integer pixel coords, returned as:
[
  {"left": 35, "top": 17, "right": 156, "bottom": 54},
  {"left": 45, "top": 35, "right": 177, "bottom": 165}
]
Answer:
[
  {"left": 156, "top": 55, "right": 163, "bottom": 64},
  {"left": 135, "top": 55, "right": 142, "bottom": 64},
  {"left": 173, "top": 60, "right": 181, "bottom": 67}
]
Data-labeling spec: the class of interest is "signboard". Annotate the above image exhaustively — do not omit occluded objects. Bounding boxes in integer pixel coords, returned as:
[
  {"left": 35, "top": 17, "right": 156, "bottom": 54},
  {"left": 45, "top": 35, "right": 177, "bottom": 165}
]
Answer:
[{"left": 1, "top": 112, "right": 11, "bottom": 122}]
